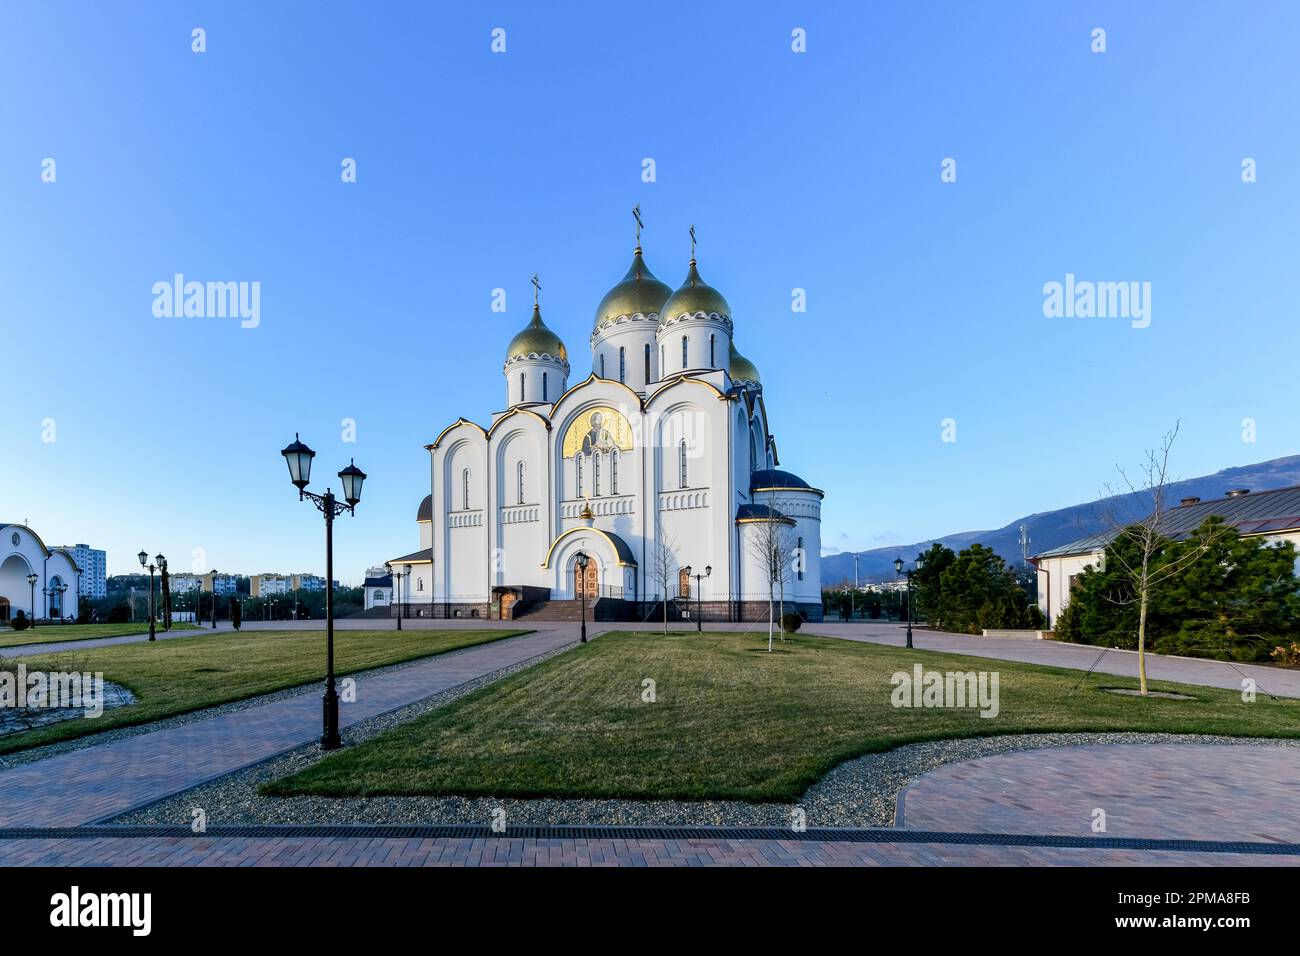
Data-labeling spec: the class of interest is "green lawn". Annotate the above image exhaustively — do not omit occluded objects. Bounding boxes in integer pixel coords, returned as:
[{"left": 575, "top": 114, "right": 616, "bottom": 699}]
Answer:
[
  {"left": 264, "top": 630, "right": 1300, "bottom": 803},
  {"left": 0, "top": 628, "right": 524, "bottom": 754},
  {"left": 0, "top": 621, "right": 202, "bottom": 649}
]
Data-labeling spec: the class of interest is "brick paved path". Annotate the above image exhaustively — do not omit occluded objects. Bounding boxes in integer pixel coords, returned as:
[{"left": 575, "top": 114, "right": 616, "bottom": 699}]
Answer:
[
  {"left": 812, "top": 622, "right": 1300, "bottom": 698},
  {"left": 0, "top": 833, "right": 1293, "bottom": 866},
  {"left": 899, "top": 743, "right": 1300, "bottom": 842},
  {"left": 0, "top": 630, "right": 573, "bottom": 827}
]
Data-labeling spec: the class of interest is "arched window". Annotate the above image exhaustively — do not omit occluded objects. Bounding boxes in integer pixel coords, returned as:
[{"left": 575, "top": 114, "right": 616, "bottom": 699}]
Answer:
[
  {"left": 678, "top": 567, "right": 691, "bottom": 598},
  {"left": 517, "top": 460, "right": 526, "bottom": 504},
  {"left": 797, "top": 536, "right": 805, "bottom": 580},
  {"left": 611, "top": 449, "right": 619, "bottom": 494},
  {"left": 520, "top": 372, "right": 526, "bottom": 402},
  {"left": 679, "top": 440, "right": 688, "bottom": 489},
  {"left": 644, "top": 343, "right": 651, "bottom": 383},
  {"left": 373, "top": 590, "right": 384, "bottom": 603},
  {"left": 417, "top": 577, "right": 424, "bottom": 591},
  {"left": 542, "top": 371, "right": 548, "bottom": 402},
  {"left": 462, "top": 468, "right": 470, "bottom": 510},
  {"left": 576, "top": 452, "right": 583, "bottom": 497},
  {"left": 619, "top": 347, "right": 626, "bottom": 383},
  {"left": 660, "top": 344, "right": 665, "bottom": 373},
  {"left": 709, "top": 334, "right": 716, "bottom": 368},
  {"left": 594, "top": 451, "right": 601, "bottom": 496},
  {"left": 600, "top": 354, "right": 605, "bottom": 378},
  {"left": 681, "top": 335, "right": 688, "bottom": 370}
]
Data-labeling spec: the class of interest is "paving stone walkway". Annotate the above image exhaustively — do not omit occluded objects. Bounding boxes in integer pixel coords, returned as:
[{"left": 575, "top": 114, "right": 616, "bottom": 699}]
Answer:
[
  {"left": 0, "top": 630, "right": 574, "bottom": 827},
  {"left": 812, "top": 622, "right": 1300, "bottom": 698},
  {"left": 0, "top": 833, "right": 1293, "bottom": 866},
  {"left": 898, "top": 742, "right": 1300, "bottom": 843}
]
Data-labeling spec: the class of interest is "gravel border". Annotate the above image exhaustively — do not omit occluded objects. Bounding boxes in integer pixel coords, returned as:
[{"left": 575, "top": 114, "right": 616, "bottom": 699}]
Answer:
[
  {"left": 0, "top": 631, "right": 539, "bottom": 771},
  {"left": 112, "top": 718, "right": 1300, "bottom": 830}
]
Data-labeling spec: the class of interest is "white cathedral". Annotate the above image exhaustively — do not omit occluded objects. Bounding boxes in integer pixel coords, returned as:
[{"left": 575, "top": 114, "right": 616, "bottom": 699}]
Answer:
[{"left": 387, "top": 232, "right": 823, "bottom": 622}]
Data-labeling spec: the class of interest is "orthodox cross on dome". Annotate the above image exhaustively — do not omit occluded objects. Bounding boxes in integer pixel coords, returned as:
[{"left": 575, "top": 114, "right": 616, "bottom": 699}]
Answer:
[
  {"left": 689, "top": 224, "right": 697, "bottom": 260},
  {"left": 530, "top": 273, "right": 541, "bottom": 307},
  {"left": 632, "top": 204, "right": 644, "bottom": 246}
]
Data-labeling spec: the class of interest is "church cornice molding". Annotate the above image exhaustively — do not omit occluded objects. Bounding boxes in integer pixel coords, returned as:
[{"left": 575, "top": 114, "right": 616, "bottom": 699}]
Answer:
[
  {"left": 503, "top": 351, "right": 570, "bottom": 374},
  {"left": 589, "top": 311, "right": 660, "bottom": 346},
  {"left": 429, "top": 417, "right": 489, "bottom": 450},
  {"left": 488, "top": 406, "right": 553, "bottom": 439},
  {"left": 550, "top": 372, "right": 646, "bottom": 415},
  {"left": 645, "top": 374, "right": 728, "bottom": 407},
  {"left": 655, "top": 311, "right": 733, "bottom": 335}
]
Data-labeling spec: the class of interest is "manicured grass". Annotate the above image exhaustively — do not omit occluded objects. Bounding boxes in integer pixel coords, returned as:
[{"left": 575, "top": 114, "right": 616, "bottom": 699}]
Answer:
[
  {"left": 0, "top": 628, "right": 524, "bottom": 754},
  {"left": 0, "top": 621, "right": 202, "bottom": 648},
  {"left": 264, "top": 630, "right": 1300, "bottom": 803}
]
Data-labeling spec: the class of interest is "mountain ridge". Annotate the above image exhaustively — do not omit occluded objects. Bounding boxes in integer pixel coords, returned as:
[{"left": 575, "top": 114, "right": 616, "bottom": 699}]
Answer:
[{"left": 822, "top": 455, "right": 1300, "bottom": 585}]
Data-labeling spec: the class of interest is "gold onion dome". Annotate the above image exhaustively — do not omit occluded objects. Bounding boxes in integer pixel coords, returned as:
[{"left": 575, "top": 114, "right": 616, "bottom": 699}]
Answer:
[
  {"left": 594, "top": 246, "right": 672, "bottom": 330},
  {"left": 729, "top": 341, "right": 761, "bottom": 385},
  {"left": 660, "top": 258, "right": 731, "bottom": 326},
  {"left": 506, "top": 303, "right": 568, "bottom": 363}
]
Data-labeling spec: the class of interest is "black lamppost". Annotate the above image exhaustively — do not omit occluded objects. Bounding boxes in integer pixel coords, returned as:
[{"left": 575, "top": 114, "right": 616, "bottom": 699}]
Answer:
[
  {"left": 403, "top": 563, "right": 413, "bottom": 625},
  {"left": 55, "top": 584, "right": 68, "bottom": 624},
  {"left": 281, "top": 434, "right": 366, "bottom": 751},
  {"left": 211, "top": 570, "right": 220, "bottom": 629},
  {"left": 158, "top": 557, "right": 168, "bottom": 631},
  {"left": 682, "top": 564, "right": 711, "bottom": 632},
  {"left": 386, "top": 561, "right": 401, "bottom": 630},
  {"left": 893, "top": 554, "right": 925, "bottom": 649},
  {"left": 138, "top": 550, "right": 160, "bottom": 641},
  {"left": 26, "top": 573, "right": 38, "bottom": 628},
  {"left": 574, "top": 551, "right": 589, "bottom": 643}
]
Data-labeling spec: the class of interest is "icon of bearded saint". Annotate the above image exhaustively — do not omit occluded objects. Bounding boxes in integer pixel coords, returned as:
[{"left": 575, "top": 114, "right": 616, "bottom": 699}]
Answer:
[{"left": 580, "top": 411, "right": 615, "bottom": 455}]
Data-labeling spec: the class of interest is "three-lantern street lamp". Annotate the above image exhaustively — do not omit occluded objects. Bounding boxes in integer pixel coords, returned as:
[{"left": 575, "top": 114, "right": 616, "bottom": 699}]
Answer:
[
  {"left": 575, "top": 551, "right": 589, "bottom": 643},
  {"left": 26, "top": 573, "right": 38, "bottom": 628},
  {"left": 893, "top": 554, "right": 925, "bottom": 649},
  {"left": 281, "top": 434, "right": 366, "bottom": 751},
  {"left": 682, "top": 564, "right": 712, "bottom": 633},
  {"left": 138, "top": 550, "right": 165, "bottom": 641}
]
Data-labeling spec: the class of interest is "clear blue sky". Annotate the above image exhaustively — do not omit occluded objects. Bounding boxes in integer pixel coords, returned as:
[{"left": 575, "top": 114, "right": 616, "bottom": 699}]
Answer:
[{"left": 2, "top": 1, "right": 1297, "bottom": 582}]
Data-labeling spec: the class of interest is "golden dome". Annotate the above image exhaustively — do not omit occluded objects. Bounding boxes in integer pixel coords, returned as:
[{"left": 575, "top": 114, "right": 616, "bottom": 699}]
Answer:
[
  {"left": 659, "top": 259, "right": 731, "bottom": 325},
  {"left": 506, "top": 304, "right": 568, "bottom": 363},
  {"left": 594, "top": 247, "right": 672, "bottom": 331},
  {"left": 729, "top": 341, "right": 761, "bottom": 385}
]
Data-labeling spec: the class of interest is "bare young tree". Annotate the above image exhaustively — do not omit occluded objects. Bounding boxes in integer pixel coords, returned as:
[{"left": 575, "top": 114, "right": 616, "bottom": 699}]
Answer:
[
  {"left": 650, "top": 526, "right": 678, "bottom": 636},
  {"left": 1101, "top": 422, "right": 1231, "bottom": 695},
  {"left": 747, "top": 497, "right": 796, "bottom": 652}
]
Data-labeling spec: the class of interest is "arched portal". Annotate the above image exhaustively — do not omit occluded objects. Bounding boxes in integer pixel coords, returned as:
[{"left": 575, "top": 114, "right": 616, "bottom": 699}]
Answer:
[
  {"left": 0, "top": 553, "right": 34, "bottom": 620},
  {"left": 573, "top": 558, "right": 599, "bottom": 600}
]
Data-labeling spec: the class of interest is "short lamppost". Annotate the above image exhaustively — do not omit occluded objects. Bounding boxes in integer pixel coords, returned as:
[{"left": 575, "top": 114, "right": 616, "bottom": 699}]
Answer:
[
  {"left": 281, "top": 434, "right": 366, "bottom": 751},
  {"left": 26, "top": 573, "right": 38, "bottom": 628},
  {"left": 138, "top": 550, "right": 161, "bottom": 641},
  {"left": 574, "top": 551, "right": 589, "bottom": 643},
  {"left": 682, "top": 564, "right": 711, "bottom": 633},
  {"left": 893, "top": 554, "right": 924, "bottom": 649}
]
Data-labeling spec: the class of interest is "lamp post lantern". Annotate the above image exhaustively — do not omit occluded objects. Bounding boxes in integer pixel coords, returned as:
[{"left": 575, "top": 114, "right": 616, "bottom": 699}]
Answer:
[
  {"left": 281, "top": 435, "right": 366, "bottom": 751},
  {"left": 893, "top": 554, "right": 924, "bottom": 649},
  {"left": 138, "top": 550, "right": 160, "bottom": 641},
  {"left": 26, "top": 573, "right": 37, "bottom": 628},
  {"left": 574, "top": 551, "right": 589, "bottom": 643}
]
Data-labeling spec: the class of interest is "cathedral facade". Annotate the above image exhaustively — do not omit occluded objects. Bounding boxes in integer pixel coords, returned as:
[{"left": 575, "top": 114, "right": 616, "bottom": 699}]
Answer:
[{"left": 388, "top": 238, "right": 823, "bottom": 622}]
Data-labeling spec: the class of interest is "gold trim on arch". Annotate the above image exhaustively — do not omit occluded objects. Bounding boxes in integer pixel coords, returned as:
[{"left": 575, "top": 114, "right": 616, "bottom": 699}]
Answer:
[
  {"left": 539, "top": 527, "right": 638, "bottom": 568},
  {"left": 431, "top": 417, "right": 489, "bottom": 449},
  {"left": 487, "top": 406, "right": 553, "bottom": 439},
  {"left": 752, "top": 485, "right": 825, "bottom": 499},
  {"left": 645, "top": 374, "right": 727, "bottom": 407},
  {"left": 550, "top": 372, "right": 646, "bottom": 415}
]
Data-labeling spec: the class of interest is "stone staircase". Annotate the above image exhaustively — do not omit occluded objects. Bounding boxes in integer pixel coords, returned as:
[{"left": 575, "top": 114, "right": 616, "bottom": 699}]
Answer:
[{"left": 512, "top": 599, "right": 589, "bottom": 622}]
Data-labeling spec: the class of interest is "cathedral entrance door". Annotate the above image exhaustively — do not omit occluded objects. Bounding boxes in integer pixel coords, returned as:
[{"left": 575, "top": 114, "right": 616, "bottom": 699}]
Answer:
[{"left": 574, "top": 562, "right": 598, "bottom": 601}]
